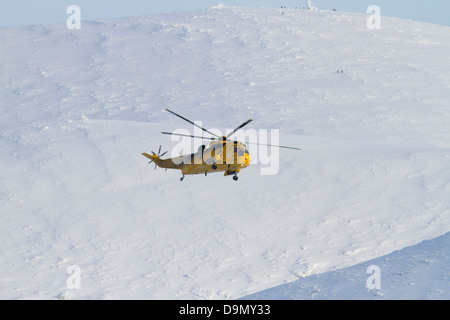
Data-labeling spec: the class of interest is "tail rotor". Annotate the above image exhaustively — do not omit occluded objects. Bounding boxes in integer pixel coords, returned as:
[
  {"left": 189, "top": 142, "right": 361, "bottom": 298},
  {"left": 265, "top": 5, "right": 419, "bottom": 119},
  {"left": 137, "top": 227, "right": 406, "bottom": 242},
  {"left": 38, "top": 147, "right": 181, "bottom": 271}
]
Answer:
[{"left": 148, "top": 145, "right": 168, "bottom": 170}]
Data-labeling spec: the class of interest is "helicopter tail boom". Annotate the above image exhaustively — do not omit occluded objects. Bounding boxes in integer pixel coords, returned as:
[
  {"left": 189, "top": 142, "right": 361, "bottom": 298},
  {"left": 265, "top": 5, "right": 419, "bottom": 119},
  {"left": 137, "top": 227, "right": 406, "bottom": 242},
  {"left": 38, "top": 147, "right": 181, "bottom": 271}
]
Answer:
[
  {"left": 142, "top": 152, "right": 162, "bottom": 166},
  {"left": 142, "top": 152, "right": 184, "bottom": 170}
]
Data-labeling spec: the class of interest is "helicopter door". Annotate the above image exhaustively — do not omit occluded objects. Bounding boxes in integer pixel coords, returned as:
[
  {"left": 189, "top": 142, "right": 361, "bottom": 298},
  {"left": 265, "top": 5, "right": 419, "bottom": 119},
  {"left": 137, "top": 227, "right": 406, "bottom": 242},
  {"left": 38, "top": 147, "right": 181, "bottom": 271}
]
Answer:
[{"left": 198, "top": 145, "right": 206, "bottom": 163}]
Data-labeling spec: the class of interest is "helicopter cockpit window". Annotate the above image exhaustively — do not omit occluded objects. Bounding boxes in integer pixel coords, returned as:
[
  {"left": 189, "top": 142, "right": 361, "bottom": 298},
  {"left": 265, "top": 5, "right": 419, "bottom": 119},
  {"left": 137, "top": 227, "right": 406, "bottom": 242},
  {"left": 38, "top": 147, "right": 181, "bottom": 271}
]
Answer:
[{"left": 236, "top": 146, "right": 245, "bottom": 156}]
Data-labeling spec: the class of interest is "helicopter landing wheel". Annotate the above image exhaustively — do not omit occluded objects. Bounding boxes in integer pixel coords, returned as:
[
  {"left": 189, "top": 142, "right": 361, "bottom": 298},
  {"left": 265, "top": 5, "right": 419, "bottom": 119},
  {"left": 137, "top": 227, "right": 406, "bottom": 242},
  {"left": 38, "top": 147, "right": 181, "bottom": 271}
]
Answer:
[
  {"left": 180, "top": 175, "right": 184, "bottom": 181},
  {"left": 233, "top": 175, "right": 239, "bottom": 181},
  {"left": 212, "top": 163, "right": 217, "bottom": 170}
]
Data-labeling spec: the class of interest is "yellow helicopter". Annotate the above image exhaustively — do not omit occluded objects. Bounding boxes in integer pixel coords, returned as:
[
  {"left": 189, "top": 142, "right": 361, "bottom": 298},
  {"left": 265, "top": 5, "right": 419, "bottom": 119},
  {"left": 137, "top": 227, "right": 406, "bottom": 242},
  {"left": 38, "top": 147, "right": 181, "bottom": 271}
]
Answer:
[{"left": 142, "top": 109, "right": 300, "bottom": 181}]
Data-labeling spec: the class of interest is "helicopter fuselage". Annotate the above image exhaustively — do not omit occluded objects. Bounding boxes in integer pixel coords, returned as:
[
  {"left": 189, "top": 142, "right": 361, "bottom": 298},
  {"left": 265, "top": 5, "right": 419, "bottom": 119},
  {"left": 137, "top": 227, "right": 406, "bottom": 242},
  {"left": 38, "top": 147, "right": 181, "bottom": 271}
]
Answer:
[{"left": 142, "top": 139, "right": 251, "bottom": 177}]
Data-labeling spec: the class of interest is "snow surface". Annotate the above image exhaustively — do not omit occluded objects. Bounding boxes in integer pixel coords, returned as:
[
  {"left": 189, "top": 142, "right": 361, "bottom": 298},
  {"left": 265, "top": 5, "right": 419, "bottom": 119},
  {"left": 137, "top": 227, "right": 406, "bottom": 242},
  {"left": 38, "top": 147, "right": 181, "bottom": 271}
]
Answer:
[
  {"left": 243, "top": 231, "right": 449, "bottom": 299},
  {"left": 0, "top": 6, "right": 449, "bottom": 299}
]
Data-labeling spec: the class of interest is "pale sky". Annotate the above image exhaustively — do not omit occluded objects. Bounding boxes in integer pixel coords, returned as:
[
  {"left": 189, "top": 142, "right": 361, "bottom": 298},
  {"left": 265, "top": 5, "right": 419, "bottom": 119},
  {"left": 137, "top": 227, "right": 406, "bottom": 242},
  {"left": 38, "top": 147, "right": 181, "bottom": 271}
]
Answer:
[{"left": 0, "top": 0, "right": 449, "bottom": 27}]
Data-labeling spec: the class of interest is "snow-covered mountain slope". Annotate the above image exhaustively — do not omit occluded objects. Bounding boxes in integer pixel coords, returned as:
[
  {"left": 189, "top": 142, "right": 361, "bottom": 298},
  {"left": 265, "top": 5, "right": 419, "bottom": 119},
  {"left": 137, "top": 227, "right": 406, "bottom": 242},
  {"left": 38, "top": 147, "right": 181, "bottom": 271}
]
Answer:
[
  {"left": 0, "top": 6, "right": 449, "bottom": 299},
  {"left": 243, "top": 231, "right": 449, "bottom": 299}
]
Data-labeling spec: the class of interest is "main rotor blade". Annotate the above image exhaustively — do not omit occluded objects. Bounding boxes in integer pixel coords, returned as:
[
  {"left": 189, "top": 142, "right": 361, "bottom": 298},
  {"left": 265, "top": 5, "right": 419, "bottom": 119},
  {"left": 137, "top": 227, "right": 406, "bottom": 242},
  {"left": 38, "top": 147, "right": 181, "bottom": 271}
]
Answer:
[
  {"left": 245, "top": 141, "right": 301, "bottom": 151},
  {"left": 226, "top": 119, "right": 254, "bottom": 139},
  {"left": 161, "top": 132, "right": 218, "bottom": 141},
  {"left": 165, "top": 109, "right": 221, "bottom": 138}
]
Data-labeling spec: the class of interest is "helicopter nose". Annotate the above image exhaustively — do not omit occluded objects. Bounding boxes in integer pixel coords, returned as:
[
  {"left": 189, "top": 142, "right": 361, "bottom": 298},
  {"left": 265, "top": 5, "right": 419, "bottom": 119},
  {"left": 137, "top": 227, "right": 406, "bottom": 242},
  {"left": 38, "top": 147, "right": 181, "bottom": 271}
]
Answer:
[{"left": 245, "top": 153, "right": 251, "bottom": 167}]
